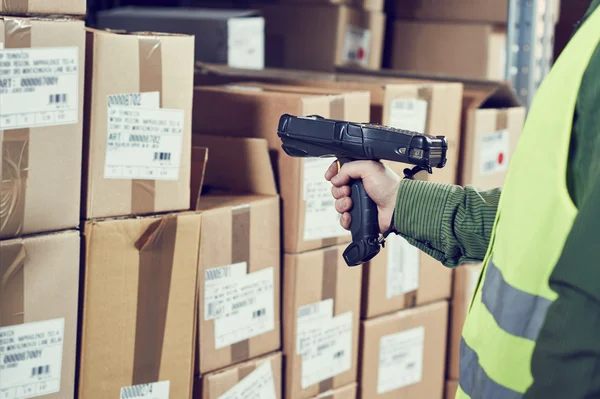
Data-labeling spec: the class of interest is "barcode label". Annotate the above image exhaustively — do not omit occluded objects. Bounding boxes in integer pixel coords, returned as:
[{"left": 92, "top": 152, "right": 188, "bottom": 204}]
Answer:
[
  {"left": 48, "top": 94, "right": 67, "bottom": 104},
  {"left": 31, "top": 365, "right": 50, "bottom": 377},
  {"left": 205, "top": 265, "right": 233, "bottom": 281},
  {"left": 388, "top": 99, "right": 428, "bottom": 134},
  {"left": 120, "top": 381, "right": 170, "bottom": 399},
  {"left": 479, "top": 129, "right": 509, "bottom": 176},
  {"left": 377, "top": 327, "right": 425, "bottom": 394},
  {"left": 154, "top": 152, "right": 171, "bottom": 161},
  {"left": 253, "top": 308, "right": 266, "bottom": 319},
  {"left": 342, "top": 26, "right": 371, "bottom": 67},
  {"left": 207, "top": 303, "right": 225, "bottom": 319}
]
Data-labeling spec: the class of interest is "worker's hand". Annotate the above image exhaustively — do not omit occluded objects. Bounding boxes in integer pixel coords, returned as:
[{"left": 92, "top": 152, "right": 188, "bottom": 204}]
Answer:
[{"left": 325, "top": 160, "right": 401, "bottom": 233}]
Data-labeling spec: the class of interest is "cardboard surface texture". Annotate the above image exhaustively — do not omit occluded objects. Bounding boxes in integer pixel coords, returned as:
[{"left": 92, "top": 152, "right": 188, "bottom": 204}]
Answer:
[
  {"left": 193, "top": 82, "right": 370, "bottom": 253},
  {"left": 282, "top": 246, "right": 363, "bottom": 399},
  {"left": 391, "top": 21, "right": 507, "bottom": 81},
  {"left": 360, "top": 301, "right": 449, "bottom": 399},
  {"left": 79, "top": 213, "right": 201, "bottom": 399},
  {"left": 310, "top": 383, "right": 357, "bottom": 399},
  {"left": 82, "top": 28, "right": 194, "bottom": 219},
  {"left": 191, "top": 135, "right": 281, "bottom": 374},
  {"left": 0, "top": 17, "right": 85, "bottom": 239},
  {"left": 196, "top": 351, "right": 282, "bottom": 399},
  {"left": 446, "top": 380, "right": 459, "bottom": 399},
  {"left": 0, "top": 230, "right": 80, "bottom": 399},
  {"left": 96, "top": 7, "right": 265, "bottom": 70},
  {"left": 258, "top": 4, "right": 385, "bottom": 71},
  {"left": 448, "top": 263, "right": 482, "bottom": 380},
  {"left": 0, "top": 0, "right": 86, "bottom": 15},
  {"left": 362, "top": 237, "right": 452, "bottom": 319}
]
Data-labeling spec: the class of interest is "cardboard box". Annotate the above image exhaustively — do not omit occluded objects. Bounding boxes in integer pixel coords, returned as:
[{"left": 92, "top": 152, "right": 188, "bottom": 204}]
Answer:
[
  {"left": 0, "top": 0, "right": 86, "bottom": 16},
  {"left": 96, "top": 7, "right": 265, "bottom": 70},
  {"left": 82, "top": 28, "right": 194, "bottom": 220},
  {"left": 0, "top": 230, "right": 80, "bottom": 399},
  {"left": 79, "top": 213, "right": 201, "bottom": 399},
  {"left": 195, "top": 352, "right": 282, "bottom": 399},
  {"left": 258, "top": 4, "right": 385, "bottom": 71},
  {"left": 0, "top": 17, "right": 85, "bottom": 239},
  {"left": 446, "top": 380, "right": 459, "bottom": 399},
  {"left": 362, "top": 235, "right": 452, "bottom": 319},
  {"left": 391, "top": 21, "right": 507, "bottom": 81},
  {"left": 282, "top": 245, "right": 363, "bottom": 399},
  {"left": 360, "top": 301, "right": 449, "bottom": 399},
  {"left": 262, "top": 0, "right": 384, "bottom": 12},
  {"left": 193, "top": 82, "right": 370, "bottom": 253},
  {"left": 192, "top": 135, "right": 281, "bottom": 374},
  {"left": 311, "top": 383, "right": 357, "bottom": 398},
  {"left": 447, "top": 263, "right": 482, "bottom": 380},
  {"left": 460, "top": 84, "right": 526, "bottom": 190}
]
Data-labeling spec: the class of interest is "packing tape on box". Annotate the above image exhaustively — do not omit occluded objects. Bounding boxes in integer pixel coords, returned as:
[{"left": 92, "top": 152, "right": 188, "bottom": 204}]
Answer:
[
  {"left": 417, "top": 86, "right": 434, "bottom": 133},
  {"left": 318, "top": 247, "right": 340, "bottom": 393},
  {"left": 130, "top": 35, "right": 162, "bottom": 215},
  {"left": 1, "top": 20, "right": 31, "bottom": 238},
  {"left": 238, "top": 360, "right": 258, "bottom": 381},
  {"left": 230, "top": 204, "right": 252, "bottom": 363},
  {"left": 0, "top": 241, "right": 26, "bottom": 327},
  {"left": 131, "top": 215, "right": 178, "bottom": 385},
  {"left": 496, "top": 109, "right": 508, "bottom": 131}
]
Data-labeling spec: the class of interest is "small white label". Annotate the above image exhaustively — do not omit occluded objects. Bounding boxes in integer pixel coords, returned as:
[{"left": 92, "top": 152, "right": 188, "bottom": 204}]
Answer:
[
  {"left": 0, "top": 42, "right": 4, "bottom": 50},
  {"left": 296, "top": 299, "right": 334, "bottom": 356},
  {"left": 377, "top": 326, "right": 425, "bottom": 394},
  {"left": 107, "top": 92, "right": 160, "bottom": 109},
  {"left": 0, "top": 319, "right": 65, "bottom": 399},
  {"left": 0, "top": 47, "right": 79, "bottom": 130},
  {"left": 342, "top": 26, "right": 371, "bottom": 67},
  {"left": 479, "top": 129, "right": 509, "bottom": 175},
  {"left": 206, "top": 267, "right": 275, "bottom": 349},
  {"left": 217, "top": 362, "right": 277, "bottom": 399},
  {"left": 388, "top": 99, "right": 428, "bottom": 133},
  {"left": 386, "top": 234, "right": 420, "bottom": 299},
  {"left": 303, "top": 158, "right": 350, "bottom": 241},
  {"left": 227, "top": 17, "right": 265, "bottom": 70},
  {"left": 104, "top": 107, "right": 185, "bottom": 181},
  {"left": 204, "top": 262, "right": 249, "bottom": 320},
  {"left": 120, "top": 381, "right": 170, "bottom": 399},
  {"left": 300, "top": 312, "right": 353, "bottom": 389}
]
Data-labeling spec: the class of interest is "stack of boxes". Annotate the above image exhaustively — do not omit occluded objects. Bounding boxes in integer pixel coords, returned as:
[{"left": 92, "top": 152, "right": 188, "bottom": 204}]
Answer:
[{"left": 0, "top": 1, "right": 85, "bottom": 397}]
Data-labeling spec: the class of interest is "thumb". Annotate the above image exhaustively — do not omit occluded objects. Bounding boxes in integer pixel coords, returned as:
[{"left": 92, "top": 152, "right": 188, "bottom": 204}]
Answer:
[{"left": 330, "top": 160, "right": 377, "bottom": 187}]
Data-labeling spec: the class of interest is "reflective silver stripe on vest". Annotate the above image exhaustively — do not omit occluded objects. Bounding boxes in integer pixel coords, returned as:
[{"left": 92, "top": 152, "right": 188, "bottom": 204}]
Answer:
[
  {"left": 459, "top": 338, "right": 523, "bottom": 399},
  {"left": 481, "top": 259, "right": 552, "bottom": 341}
]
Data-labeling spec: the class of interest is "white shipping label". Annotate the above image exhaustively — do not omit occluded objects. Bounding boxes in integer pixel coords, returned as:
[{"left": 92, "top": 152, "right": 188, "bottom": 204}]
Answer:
[
  {"left": 120, "top": 381, "right": 170, "bottom": 399},
  {"left": 227, "top": 18, "right": 265, "bottom": 70},
  {"left": 480, "top": 129, "right": 509, "bottom": 175},
  {"left": 0, "top": 47, "right": 79, "bottom": 130},
  {"left": 388, "top": 99, "right": 428, "bottom": 133},
  {"left": 107, "top": 91, "right": 160, "bottom": 109},
  {"left": 104, "top": 106, "right": 185, "bottom": 181},
  {"left": 296, "top": 298, "right": 334, "bottom": 356},
  {"left": 0, "top": 319, "right": 65, "bottom": 399},
  {"left": 217, "top": 362, "right": 277, "bottom": 399},
  {"left": 303, "top": 158, "right": 350, "bottom": 241},
  {"left": 342, "top": 26, "right": 371, "bottom": 67},
  {"left": 300, "top": 312, "right": 353, "bottom": 389},
  {"left": 204, "top": 262, "right": 249, "bottom": 320},
  {"left": 386, "top": 234, "right": 420, "bottom": 299},
  {"left": 213, "top": 267, "right": 276, "bottom": 349},
  {"left": 377, "top": 326, "right": 425, "bottom": 394}
]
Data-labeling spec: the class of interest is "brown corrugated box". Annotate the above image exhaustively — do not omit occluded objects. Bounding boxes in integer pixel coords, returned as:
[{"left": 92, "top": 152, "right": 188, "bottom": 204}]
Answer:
[
  {"left": 311, "top": 383, "right": 357, "bottom": 398},
  {"left": 0, "top": 0, "right": 86, "bottom": 16},
  {"left": 78, "top": 213, "right": 201, "bottom": 399},
  {"left": 191, "top": 135, "right": 281, "bottom": 374},
  {"left": 194, "top": 351, "right": 282, "bottom": 399},
  {"left": 446, "top": 380, "right": 459, "bottom": 399},
  {"left": 282, "top": 246, "right": 363, "bottom": 399},
  {"left": 82, "top": 28, "right": 195, "bottom": 219},
  {"left": 362, "top": 236, "right": 452, "bottom": 319},
  {"left": 0, "top": 230, "right": 80, "bottom": 399},
  {"left": 257, "top": 4, "right": 385, "bottom": 71},
  {"left": 192, "top": 82, "right": 370, "bottom": 253},
  {"left": 447, "top": 263, "right": 482, "bottom": 380},
  {"left": 0, "top": 17, "right": 85, "bottom": 239},
  {"left": 391, "top": 21, "right": 507, "bottom": 81},
  {"left": 360, "top": 301, "right": 449, "bottom": 399}
]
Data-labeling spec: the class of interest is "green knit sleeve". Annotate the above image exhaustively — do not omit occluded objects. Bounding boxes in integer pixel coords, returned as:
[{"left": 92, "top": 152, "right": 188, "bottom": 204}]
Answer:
[{"left": 392, "top": 179, "right": 501, "bottom": 267}]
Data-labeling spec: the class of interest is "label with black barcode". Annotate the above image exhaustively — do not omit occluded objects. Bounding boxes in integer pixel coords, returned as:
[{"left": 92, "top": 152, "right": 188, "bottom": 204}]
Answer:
[
  {"left": 377, "top": 326, "right": 425, "bottom": 394},
  {"left": 120, "top": 381, "right": 170, "bottom": 399},
  {"left": 479, "top": 129, "right": 509, "bottom": 176},
  {"left": 386, "top": 234, "right": 420, "bottom": 299},
  {"left": 0, "top": 318, "right": 65, "bottom": 399},
  {"left": 0, "top": 47, "right": 79, "bottom": 130},
  {"left": 104, "top": 106, "right": 185, "bottom": 181},
  {"left": 388, "top": 99, "right": 428, "bottom": 133},
  {"left": 342, "top": 26, "right": 371, "bottom": 67}
]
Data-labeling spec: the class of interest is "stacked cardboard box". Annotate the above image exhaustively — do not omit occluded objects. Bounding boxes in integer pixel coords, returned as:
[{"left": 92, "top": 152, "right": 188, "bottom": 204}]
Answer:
[{"left": 0, "top": 7, "right": 85, "bottom": 397}]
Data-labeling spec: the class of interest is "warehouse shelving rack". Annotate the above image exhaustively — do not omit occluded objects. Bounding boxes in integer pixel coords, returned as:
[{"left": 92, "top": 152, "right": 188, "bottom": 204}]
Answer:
[{"left": 505, "top": 0, "right": 556, "bottom": 109}]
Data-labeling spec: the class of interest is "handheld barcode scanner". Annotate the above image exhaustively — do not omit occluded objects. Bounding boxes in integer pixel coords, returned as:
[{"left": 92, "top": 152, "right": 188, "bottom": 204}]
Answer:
[{"left": 277, "top": 114, "right": 448, "bottom": 267}]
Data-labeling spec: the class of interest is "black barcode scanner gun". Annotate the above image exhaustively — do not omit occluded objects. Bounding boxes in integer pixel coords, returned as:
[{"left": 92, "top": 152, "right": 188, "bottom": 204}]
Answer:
[{"left": 277, "top": 114, "right": 448, "bottom": 267}]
